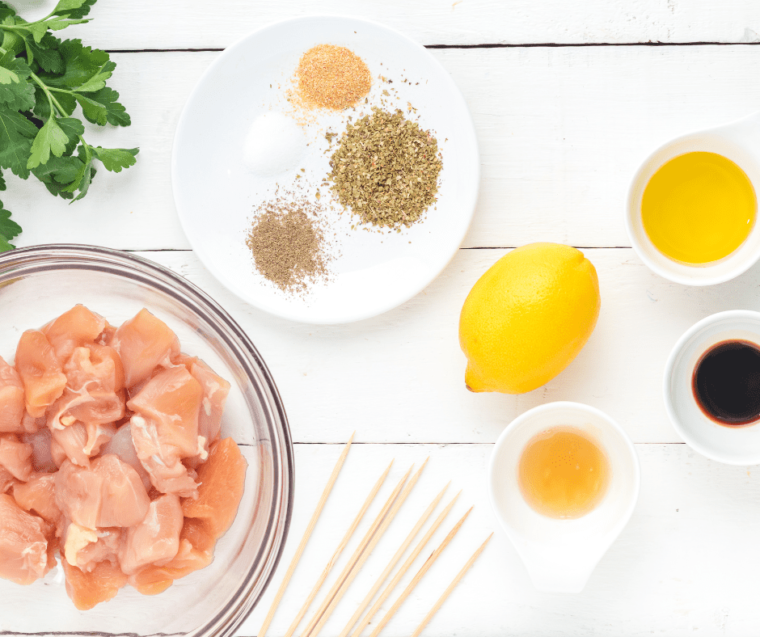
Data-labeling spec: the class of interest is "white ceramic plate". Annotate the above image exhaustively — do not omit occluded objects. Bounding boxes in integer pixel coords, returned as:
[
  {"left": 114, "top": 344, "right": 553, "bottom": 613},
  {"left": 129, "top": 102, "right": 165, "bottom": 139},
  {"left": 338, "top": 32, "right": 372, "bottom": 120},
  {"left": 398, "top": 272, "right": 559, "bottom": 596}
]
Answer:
[{"left": 172, "top": 16, "right": 479, "bottom": 324}]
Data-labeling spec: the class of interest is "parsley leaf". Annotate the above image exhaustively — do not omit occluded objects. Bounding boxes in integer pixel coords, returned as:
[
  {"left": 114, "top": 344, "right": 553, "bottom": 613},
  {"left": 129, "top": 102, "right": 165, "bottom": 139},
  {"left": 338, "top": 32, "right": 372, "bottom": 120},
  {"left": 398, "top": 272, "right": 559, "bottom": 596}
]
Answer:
[
  {"left": 0, "top": 107, "right": 37, "bottom": 178},
  {"left": 42, "top": 39, "right": 110, "bottom": 90},
  {"left": 54, "top": 0, "right": 98, "bottom": 20},
  {"left": 27, "top": 114, "right": 70, "bottom": 169},
  {"left": 76, "top": 87, "right": 129, "bottom": 126},
  {"left": 92, "top": 146, "right": 138, "bottom": 172},
  {"left": 0, "top": 200, "right": 20, "bottom": 252},
  {"left": 32, "top": 154, "right": 82, "bottom": 198},
  {"left": 28, "top": 35, "right": 65, "bottom": 74},
  {"left": 0, "top": 58, "right": 35, "bottom": 111}
]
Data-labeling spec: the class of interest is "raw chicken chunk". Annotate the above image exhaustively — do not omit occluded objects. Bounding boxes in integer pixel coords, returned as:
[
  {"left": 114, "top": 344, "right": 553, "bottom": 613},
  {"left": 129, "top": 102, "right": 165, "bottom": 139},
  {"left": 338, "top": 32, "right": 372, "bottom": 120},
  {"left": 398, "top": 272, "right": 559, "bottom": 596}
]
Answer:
[
  {"left": 23, "top": 427, "right": 56, "bottom": 472},
  {"left": 15, "top": 331, "right": 67, "bottom": 418},
  {"left": 62, "top": 558, "right": 127, "bottom": 611},
  {"left": 64, "top": 524, "right": 121, "bottom": 572},
  {"left": 182, "top": 438, "right": 247, "bottom": 539},
  {"left": 13, "top": 473, "right": 61, "bottom": 524},
  {"left": 128, "top": 366, "right": 204, "bottom": 497},
  {"left": 48, "top": 345, "right": 125, "bottom": 431},
  {"left": 0, "top": 356, "right": 24, "bottom": 433},
  {"left": 111, "top": 309, "right": 179, "bottom": 389},
  {"left": 119, "top": 494, "right": 183, "bottom": 575},
  {"left": 42, "top": 305, "right": 106, "bottom": 364},
  {"left": 129, "top": 517, "right": 215, "bottom": 595},
  {"left": 0, "top": 466, "right": 14, "bottom": 493},
  {"left": 0, "top": 434, "right": 33, "bottom": 482},
  {"left": 0, "top": 493, "right": 54, "bottom": 585},
  {"left": 55, "top": 455, "right": 150, "bottom": 529},
  {"left": 101, "top": 424, "right": 151, "bottom": 491},
  {"left": 189, "top": 359, "right": 231, "bottom": 449}
]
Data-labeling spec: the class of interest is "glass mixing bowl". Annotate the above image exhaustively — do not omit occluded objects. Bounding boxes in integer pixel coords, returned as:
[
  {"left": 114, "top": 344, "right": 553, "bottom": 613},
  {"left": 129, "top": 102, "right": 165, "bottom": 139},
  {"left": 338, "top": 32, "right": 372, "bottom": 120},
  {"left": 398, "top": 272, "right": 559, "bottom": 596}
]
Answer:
[{"left": 0, "top": 245, "right": 294, "bottom": 636}]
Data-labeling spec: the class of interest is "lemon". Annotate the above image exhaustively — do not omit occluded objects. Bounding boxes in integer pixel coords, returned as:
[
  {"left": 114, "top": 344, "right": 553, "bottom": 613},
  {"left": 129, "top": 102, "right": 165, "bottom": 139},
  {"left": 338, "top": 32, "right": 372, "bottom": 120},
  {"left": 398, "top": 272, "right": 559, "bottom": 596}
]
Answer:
[{"left": 459, "top": 243, "right": 600, "bottom": 394}]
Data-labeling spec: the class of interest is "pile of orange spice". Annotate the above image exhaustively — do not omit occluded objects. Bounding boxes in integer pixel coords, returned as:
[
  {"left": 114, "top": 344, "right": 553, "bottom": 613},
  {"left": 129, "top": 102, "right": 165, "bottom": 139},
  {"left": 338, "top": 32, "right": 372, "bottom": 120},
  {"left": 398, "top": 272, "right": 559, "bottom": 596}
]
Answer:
[{"left": 296, "top": 44, "right": 371, "bottom": 110}]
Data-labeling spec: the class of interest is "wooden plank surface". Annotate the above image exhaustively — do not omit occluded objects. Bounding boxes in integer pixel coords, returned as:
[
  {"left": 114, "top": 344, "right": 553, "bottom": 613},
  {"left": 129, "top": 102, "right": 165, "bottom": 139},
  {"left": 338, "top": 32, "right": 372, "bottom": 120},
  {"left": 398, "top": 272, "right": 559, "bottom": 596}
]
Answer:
[
  {"left": 132, "top": 248, "right": 760, "bottom": 445},
  {"left": 11, "top": 0, "right": 760, "bottom": 48},
  {"left": 8, "top": 46, "right": 760, "bottom": 251},
  {"left": 243, "top": 443, "right": 760, "bottom": 637}
]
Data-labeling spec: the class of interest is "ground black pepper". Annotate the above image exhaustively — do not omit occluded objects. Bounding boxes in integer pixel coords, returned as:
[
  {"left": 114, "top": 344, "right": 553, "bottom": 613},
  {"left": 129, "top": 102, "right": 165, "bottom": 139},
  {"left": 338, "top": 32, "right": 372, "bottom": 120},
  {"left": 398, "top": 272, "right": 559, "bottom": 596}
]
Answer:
[{"left": 246, "top": 198, "right": 332, "bottom": 294}]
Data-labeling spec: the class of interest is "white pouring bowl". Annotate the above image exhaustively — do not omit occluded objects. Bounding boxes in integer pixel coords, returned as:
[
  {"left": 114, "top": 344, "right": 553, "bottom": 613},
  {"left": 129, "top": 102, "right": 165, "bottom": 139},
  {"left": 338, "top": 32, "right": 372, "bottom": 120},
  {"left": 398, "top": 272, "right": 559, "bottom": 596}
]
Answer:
[
  {"left": 664, "top": 310, "right": 760, "bottom": 465},
  {"left": 625, "top": 110, "right": 760, "bottom": 286},
  {"left": 488, "top": 402, "right": 640, "bottom": 594}
]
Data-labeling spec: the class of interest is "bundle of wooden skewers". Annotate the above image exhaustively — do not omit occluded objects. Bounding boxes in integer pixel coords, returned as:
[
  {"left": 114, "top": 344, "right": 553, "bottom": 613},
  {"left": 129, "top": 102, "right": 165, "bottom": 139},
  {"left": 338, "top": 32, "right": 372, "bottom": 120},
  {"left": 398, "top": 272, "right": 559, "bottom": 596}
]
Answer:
[{"left": 259, "top": 433, "right": 492, "bottom": 637}]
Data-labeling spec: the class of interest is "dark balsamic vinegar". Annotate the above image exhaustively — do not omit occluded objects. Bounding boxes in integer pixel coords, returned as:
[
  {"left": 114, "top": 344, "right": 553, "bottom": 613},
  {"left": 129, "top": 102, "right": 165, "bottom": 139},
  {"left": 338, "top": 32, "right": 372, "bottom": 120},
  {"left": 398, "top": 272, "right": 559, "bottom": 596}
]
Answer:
[{"left": 693, "top": 339, "right": 760, "bottom": 426}]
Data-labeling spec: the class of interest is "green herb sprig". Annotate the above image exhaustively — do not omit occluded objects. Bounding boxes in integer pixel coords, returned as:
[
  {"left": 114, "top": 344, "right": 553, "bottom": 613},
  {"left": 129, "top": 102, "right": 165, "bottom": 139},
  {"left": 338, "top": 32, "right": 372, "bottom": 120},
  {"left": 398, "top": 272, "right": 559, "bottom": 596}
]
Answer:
[{"left": 0, "top": 0, "right": 138, "bottom": 251}]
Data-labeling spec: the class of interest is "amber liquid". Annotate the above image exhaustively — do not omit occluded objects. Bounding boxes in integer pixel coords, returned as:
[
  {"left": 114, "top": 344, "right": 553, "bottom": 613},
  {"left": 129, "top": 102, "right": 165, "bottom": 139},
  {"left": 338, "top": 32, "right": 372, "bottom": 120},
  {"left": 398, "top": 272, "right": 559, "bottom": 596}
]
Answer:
[{"left": 518, "top": 427, "right": 609, "bottom": 519}]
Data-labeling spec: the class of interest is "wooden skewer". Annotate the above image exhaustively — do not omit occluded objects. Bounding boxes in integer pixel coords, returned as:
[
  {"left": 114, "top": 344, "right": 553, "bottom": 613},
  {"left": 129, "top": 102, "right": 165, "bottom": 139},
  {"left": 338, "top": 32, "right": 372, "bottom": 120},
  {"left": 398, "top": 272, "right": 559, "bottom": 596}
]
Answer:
[
  {"left": 283, "top": 461, "right": 394, "bottom": 637},
  {"left": 349, "top": 493, "right": 461, "bottom": 637},
  {"left": 367, "top": 507, "right": 473, "bottom": 637},
  {"left": 409, "top": 533, "right": 494, "bottom": 637},
  {"left": 338, "top": 482, "right": 449, "bottom": 637},
  {"left": 306, "top": 458, "right": 430, "bottom": 637},
  {"left": 258, "top": 432, "right": 355, "bottom": 637},
  {"left": 298, "top": 465, "right": 413, "bottom": 637}
]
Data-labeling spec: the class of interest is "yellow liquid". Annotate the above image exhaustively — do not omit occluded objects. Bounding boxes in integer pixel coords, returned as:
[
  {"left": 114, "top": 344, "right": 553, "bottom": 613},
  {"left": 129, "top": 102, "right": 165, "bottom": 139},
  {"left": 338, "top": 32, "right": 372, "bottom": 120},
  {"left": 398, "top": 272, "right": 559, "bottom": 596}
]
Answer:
[
  {"left": 518, "top": 428, "right": 609, "bottom": 519},
  {"left": 642, "top": 152, "right": 756, "bottom": 264}
]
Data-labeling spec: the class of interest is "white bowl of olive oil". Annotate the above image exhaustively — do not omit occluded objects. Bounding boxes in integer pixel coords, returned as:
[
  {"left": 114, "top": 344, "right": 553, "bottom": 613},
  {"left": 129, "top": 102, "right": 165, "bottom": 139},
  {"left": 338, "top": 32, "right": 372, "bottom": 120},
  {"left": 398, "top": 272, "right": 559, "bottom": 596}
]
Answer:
[
  {"left": 488, "top": 402, "right": 640, "bottom": 594},
  {"left": 626, "top": 110, "right": 760, "bottom": 286}
]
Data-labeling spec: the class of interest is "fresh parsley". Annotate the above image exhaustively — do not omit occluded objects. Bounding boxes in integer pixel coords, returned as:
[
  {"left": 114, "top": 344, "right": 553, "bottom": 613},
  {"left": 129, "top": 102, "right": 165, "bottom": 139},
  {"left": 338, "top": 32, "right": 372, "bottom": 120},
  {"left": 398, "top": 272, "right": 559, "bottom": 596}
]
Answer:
[{"left": 0, "top": 0, "right": 137, "bottom": 251}]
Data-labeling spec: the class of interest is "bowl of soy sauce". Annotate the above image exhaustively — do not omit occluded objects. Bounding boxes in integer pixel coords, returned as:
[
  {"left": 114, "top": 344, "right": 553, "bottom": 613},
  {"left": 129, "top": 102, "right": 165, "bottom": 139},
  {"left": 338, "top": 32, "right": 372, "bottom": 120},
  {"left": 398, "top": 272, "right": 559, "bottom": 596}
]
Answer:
[{"left": 665, "top": 310, "right": 760, "bottom": 465}]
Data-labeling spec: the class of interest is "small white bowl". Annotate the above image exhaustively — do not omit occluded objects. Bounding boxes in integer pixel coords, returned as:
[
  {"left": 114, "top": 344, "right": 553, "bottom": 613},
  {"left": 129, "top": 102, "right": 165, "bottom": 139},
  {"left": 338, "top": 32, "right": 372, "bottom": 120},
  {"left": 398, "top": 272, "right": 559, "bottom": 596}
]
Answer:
[
  {"left": 625, "top": 110, "right": 760, "bottom": 286},
  {"left": 488, "top": 402, "right": 640, "bottom": 594},
  {"left": 664, "top": 310, "right": 760, "bottom": 465}
]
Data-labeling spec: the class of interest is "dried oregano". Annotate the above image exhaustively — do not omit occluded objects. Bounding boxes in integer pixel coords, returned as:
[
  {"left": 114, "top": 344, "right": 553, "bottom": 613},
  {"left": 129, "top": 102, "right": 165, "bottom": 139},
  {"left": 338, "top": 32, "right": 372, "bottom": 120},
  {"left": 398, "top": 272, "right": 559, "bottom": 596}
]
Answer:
[{"left": 327, "top": 108, "right": 442, "bottom": 229}]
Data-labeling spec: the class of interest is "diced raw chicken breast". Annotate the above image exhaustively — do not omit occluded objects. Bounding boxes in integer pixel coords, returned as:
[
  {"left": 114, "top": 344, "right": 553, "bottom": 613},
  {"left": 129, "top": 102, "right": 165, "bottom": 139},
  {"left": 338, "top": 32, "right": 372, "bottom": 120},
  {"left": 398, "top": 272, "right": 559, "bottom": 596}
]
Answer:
[
  {"left": 63, "top": 524, "right": 121, "bottom": 572},
  {"left": 119, "top": 494, "right": 183, "bottom": 575},
  {"left": 49, "top": 345, "right": 125, "bottom": 431},
  {"left": 42, "top": 305, "right": 106, "bottom": 364},
  {"left": 0, "top": 356, "right": 24, "bottom": 433},
  {"left": 50, "top": 421, "right": 117, "bottom": 468},
  {"left": 101, "top": 424, "right": 151, "bottom": 491},
  {"left": 0, "top": 434, "right": 33, "bottom": 482},
  {"left": 111, "top": 309, "right": 179, "bottom": 389},
  {"left": 21, "top": 412, "right": 45, "bottom": 435},
  {"left": 22, "top": 427, "right": 56, "bottom": 472},
  {"left": 183, "top": 438, "right": 247, "bottom": 539},
  {"left": 13, "top": 473, "right": 61, "bottom": 525},
  {"left": 128, "top": 517, "right": 215, "bottom": 595},
  {"left": 128, "top": 367, "right": 204, "bottom": 497},
  {"left": 0, "top": 466, "right": 14, "bottom": 493},
  {"left": 55, "top": 455, "right": 150, "bottom": 529},
  {"left": 96, "top": 321, "right": 117, "bottom": 346},
  {"left": 189, "top": 359, "right": 230, "bottom": 449},
  {"left": 62, "top": 558, "right": 127, "bottom": 610},
  {"left": 15, "top": 330, "right": 67, "bottom": 418},
  {"left": 0, "top": 493, "right": 54, "bottom": 585}
]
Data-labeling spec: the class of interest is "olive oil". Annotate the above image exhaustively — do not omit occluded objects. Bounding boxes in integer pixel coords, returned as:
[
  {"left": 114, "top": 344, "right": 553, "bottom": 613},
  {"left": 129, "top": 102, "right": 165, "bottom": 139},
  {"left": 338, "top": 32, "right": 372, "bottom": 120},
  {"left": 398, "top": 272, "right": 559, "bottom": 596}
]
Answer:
[
  {"left": 641, "top": 152, "right": 756, "bottom": 264},
  {"left": 518, "top": 428, "right": 609, "bottom": 519}
]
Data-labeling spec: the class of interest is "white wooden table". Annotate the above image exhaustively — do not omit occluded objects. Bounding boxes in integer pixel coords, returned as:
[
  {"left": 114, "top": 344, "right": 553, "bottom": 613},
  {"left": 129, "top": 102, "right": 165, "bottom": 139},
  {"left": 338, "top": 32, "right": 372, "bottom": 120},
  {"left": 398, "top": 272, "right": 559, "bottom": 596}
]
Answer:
[{"left": 8, "top": 1, "right": 760, "bottom": 634}]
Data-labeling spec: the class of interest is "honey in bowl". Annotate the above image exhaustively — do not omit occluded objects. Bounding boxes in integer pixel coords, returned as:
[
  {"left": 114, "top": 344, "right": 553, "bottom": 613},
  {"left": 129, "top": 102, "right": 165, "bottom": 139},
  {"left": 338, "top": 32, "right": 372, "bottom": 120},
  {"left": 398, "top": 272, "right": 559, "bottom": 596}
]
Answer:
[
  {"left": 518, "top": 427, "right": 609, "bottom": 519},
  {"left": 693, "top": 339, "right": 760, "bottom": 426},
  {"left": 641, "top": 151, "right": 756, "bottom": 264}
]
